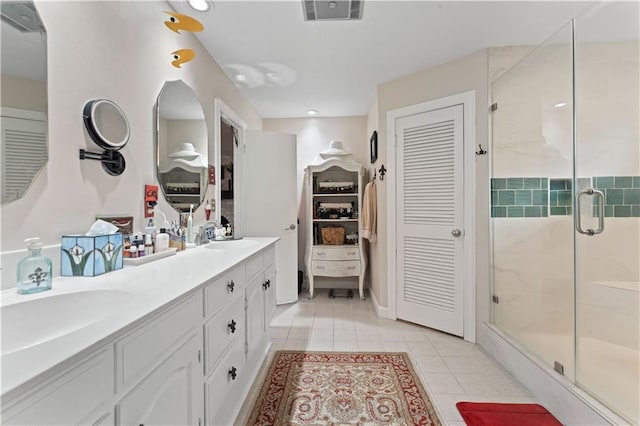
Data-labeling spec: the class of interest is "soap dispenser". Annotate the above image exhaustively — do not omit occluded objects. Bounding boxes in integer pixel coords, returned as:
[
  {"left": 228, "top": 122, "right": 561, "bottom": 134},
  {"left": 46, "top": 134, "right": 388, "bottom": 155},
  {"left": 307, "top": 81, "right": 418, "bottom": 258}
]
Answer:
[{"left": 17, "top": 237, "right": 53, "bottom": 294}]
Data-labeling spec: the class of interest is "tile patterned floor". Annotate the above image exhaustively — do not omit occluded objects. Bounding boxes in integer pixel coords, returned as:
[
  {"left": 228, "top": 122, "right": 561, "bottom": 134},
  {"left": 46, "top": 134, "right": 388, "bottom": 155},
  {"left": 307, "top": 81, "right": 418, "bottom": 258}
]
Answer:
[{"left": 237, "top": 289, "right": 538, "bottom": 425}]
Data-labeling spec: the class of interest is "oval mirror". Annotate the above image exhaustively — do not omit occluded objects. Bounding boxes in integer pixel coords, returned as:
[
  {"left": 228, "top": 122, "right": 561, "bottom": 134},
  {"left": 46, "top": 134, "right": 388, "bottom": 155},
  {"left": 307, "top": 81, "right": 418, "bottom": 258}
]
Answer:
[
  {"left": 1, "top": 0, "right": 47, "bottom": 204},
  {"left": 156, "top": 80, "right": 208, "bottom": 213},
  {"left": 83, "top": 99, "right": 130, "bottom": 150}
]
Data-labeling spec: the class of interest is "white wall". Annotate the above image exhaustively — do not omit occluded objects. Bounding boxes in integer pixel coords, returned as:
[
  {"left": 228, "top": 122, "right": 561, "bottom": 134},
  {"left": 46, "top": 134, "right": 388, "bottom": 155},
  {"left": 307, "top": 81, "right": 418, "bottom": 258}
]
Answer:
[
  {"left": 0, "top": 1, "right": 262, "bottom": 289},
  {"left": 263, "top": 116, "right": 368, "bottom": 277},
  {"left": 372, "top": 49, "right": 491, "bottom": 332}
]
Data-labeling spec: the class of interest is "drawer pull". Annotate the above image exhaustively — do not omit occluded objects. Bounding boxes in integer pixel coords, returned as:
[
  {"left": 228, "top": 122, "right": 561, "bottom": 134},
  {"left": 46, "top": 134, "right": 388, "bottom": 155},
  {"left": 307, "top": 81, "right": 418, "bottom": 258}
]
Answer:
[
  {"left": 348, "top": 251, "right": 356, "bottom": 256},
  {"left": 317, "top": 266, "right": 325, "bottom": 270},
  {"left": 347, "top": 266, "right": 356, "bottom": 270},
  {"left": 228, "top": 319, "right": 237, "bottom": 333},
  {"left": 227, "top": 280, "right": 235, "bottom": 293},
  {"left": 262, "top": 279, "right": 271, "bottom": 290},
  {"left": 317, "top": 252, "right": 326, "bottom": 256},
  {"left": 266, "top": 279, "right": 271, "bottom": 288},
  {"left": 228, "top": 366, "right": 237, "bottom": 380}
]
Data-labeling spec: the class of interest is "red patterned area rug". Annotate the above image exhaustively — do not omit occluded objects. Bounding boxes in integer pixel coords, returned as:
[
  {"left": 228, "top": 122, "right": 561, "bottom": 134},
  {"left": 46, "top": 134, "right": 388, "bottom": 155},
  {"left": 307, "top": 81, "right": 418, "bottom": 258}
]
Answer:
[{"left": 247, "top": 351, "right": 441, "bottom": 425}]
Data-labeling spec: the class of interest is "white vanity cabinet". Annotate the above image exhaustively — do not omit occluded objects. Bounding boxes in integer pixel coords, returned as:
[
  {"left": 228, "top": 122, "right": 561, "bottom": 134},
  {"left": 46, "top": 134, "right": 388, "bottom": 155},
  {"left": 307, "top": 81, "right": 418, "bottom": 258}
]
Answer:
[
  {"left": 0, "top": 239, "right": 278, "bottom": 426},
  {"left": 0, "top": 346, "right": 115, "bottom": 425},
  {"left": 116, "top": 333, "right": 202, "bottom": 426},
  {"left": 205, "top": 245, "right": 276, "bottom": 426},
  {"left": 114, "top": 292, "right": 203, "bottom": 426}
]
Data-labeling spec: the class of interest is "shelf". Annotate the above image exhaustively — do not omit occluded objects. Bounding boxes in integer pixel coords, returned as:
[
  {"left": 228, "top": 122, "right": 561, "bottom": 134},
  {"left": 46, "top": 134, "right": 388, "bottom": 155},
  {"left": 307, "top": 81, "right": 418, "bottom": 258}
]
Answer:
[
  {"left": 166, "top": 194, "right": 199, "bottom": 197},
  {"left": 313, "top": 218, "right": 358, "bottom": 222},
  {"left": 313, "top": 193, "right": 357, "bottom": 197}
]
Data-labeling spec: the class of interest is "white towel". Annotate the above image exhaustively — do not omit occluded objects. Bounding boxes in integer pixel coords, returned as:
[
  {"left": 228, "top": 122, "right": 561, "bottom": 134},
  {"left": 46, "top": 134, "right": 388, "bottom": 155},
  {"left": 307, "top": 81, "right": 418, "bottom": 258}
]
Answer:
[{"left": 361, "top": 181, "right": 377, "bottom": 243}]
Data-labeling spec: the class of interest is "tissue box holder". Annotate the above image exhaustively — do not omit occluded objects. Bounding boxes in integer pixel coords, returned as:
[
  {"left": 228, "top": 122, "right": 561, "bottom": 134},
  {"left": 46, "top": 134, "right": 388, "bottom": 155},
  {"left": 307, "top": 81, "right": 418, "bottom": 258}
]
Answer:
[{"left": 61, "top": 233, "right": 123, "bottom": 276}]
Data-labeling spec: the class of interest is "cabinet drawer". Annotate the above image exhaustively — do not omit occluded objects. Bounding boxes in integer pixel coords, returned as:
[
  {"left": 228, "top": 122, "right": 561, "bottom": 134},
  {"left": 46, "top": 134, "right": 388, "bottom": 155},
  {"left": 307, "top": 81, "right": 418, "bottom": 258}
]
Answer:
[
  {"left": 204, "top": 296, "right": 244, "bottom": 374},
  {"left": 2, "top": 347, "right": 113, "bottom": 425},
  {"left": 312, "top": 260, "right": 361, "bottom": 277},
  {"left": 116, "top": 293, "right": 201, "bottom": 389},
  {"left": 313, "top": 246, "right": 360, "bottom": 261},
  {"left": 204, "top": 265, "right": 245, "bottom": 318},
  {"left": 204, "top": 339, "right": 245, "bottom": 425}
]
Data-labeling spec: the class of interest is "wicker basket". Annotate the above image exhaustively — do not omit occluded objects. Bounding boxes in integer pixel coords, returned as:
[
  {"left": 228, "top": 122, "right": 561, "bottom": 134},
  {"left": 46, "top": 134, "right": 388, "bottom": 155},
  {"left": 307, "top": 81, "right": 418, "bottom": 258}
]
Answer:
[{"left": 321, "top": 226, "right": 345, "bottom": 245}]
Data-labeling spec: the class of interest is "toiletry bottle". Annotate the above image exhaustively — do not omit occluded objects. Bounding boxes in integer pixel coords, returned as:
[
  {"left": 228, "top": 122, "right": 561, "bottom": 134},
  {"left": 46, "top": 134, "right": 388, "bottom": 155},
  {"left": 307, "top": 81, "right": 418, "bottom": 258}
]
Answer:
[
  {"left": 129, "top": 245, "right": 138, "bottom": 259},
  {"left": 186, "top": 204, "right": 194, "bottom": 244},
  {"left": 156, "top": 228, "right": 169, "bottom": 252},
  {"left": 145, "top": 234, "right": 154, "bottom": 256},
  {"left": 145, "top": 219, "right": 157, "bottom": 244},
  {"left": 138, "top": 241, "right": 145, "bottom": 257},
  {"left": 17, "top": 237, "right": 53, "bottom": 294},
  {"left": 123, "top": 237, "right": 131, "bottom": 258},
  {"left": 205, "top": 199, "right": 212, "bottom": 221}
]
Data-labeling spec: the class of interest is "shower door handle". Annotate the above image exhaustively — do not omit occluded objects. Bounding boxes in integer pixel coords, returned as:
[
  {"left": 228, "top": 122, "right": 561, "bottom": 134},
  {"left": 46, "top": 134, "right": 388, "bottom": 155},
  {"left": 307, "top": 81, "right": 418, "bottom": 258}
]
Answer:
[{"left": 576, "top": 188, "right": 605, "bottom": 236}]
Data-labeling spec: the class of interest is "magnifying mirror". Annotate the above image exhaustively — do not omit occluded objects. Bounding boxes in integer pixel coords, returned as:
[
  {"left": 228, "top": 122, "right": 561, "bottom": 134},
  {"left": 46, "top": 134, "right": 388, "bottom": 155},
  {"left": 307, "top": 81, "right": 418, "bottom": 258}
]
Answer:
[{"left": 79, "top": 99, "right": 130, "bottom": 176}]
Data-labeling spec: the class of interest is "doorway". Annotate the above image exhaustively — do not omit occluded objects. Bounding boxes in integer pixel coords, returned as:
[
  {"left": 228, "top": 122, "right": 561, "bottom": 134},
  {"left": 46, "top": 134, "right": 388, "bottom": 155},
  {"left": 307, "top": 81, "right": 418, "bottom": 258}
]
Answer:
[{"left": 387, "top": 91, "right": 476, "bottom": 342}]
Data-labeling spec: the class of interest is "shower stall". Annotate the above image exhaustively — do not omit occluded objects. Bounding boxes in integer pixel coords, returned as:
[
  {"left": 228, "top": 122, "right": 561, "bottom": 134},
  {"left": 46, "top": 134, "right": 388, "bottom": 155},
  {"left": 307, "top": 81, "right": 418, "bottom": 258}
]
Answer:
[{"left": 490, "top": 2, "right": 639, "bottom": 424}]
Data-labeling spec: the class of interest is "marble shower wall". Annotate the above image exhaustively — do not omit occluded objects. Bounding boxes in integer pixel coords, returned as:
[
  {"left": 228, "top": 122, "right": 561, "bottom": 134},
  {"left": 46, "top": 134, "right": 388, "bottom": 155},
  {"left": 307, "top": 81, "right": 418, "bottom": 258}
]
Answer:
[{"left": 489, "top": 37, "right": 639, "bottom": 345}]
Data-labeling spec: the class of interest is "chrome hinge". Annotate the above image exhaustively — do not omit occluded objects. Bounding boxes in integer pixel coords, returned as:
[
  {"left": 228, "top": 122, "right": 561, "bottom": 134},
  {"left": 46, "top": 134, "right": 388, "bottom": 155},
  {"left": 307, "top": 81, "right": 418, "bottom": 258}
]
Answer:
[
  {"left": 492, "top": 295, "right": 500, "bottom": 304},
  {"left": 554, "top": 361, "right": 564, "bottom": 375},
  {"left": 197, "top": 350, "right": 201, "bottom": 363},
  {"left": 490, "top": 103, "right": 498, "bottom": 112}
]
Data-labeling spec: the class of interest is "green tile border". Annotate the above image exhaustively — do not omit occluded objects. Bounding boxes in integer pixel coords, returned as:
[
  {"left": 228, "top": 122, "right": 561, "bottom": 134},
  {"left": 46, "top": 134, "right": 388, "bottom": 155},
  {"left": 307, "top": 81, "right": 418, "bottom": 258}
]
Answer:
[{"left": 491, "top": 176, "right": 639, "bottom": 218}]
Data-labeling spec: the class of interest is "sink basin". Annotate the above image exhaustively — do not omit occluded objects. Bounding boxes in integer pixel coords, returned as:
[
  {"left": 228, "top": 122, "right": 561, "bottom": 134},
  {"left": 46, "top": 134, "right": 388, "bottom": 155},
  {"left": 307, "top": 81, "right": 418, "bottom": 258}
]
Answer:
[
  {"left": 207, "top": 238, "right": 260, "bottom": 250},
  {"left": 1, "top": 289, "right": 132, "bottom": 356}
]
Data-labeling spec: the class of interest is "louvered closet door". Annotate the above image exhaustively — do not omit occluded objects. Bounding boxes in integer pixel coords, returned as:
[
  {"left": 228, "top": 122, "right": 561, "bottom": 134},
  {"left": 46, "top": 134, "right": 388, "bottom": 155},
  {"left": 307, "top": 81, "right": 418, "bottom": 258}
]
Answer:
[
  {"left": 396, "top": 104, "right": 464, "bottom": 336},
  {"left": 1, "top": 116, "right": 47, "bottom": 203}
]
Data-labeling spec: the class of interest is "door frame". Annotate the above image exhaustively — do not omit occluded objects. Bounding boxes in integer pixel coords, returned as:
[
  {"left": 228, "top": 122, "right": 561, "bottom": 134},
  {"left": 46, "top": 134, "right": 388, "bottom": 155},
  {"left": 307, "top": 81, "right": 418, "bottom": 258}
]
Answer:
[
  {"left": 386, "top": 90, "right": 476, "bottom": 343},
  {"left": 214, "top": 98, "right": 247, "bottom": 237}
]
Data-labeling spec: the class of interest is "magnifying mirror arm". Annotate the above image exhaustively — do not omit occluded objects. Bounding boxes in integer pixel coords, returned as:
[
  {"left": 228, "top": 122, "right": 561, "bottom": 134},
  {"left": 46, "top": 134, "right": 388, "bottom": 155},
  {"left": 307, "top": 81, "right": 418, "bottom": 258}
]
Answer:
[{"left": 79, "top": 149, "right": 120, "bottom": 164}]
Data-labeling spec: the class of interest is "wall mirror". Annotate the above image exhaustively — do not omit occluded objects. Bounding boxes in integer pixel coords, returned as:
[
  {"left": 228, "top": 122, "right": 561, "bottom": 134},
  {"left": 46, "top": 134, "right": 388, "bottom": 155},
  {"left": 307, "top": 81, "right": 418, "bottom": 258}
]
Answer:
[
  {"left": 80, "top": 99, "right": 130, "bottom": 176},
  {"left": 156, "top": 80, "right": 208, "bottom": 213},
  {"left": 0, "top": 0, "right": 47, "bottom": 204}
]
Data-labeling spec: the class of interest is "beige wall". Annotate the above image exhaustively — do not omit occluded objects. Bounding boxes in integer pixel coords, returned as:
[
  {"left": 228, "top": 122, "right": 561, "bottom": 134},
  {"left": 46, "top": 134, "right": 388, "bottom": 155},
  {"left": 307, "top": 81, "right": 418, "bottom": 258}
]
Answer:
[
  {"left": 0, "top": 1, "right": 262, "bottom": 289},
  {"left": 372, "top": 49, "right": 491, "bottom": 329},
  {"left": 1, "top": 75, "right": 47, "bottom": 112},
  {"left": 263, "top": 116, "right": 368, "bottom": 277}
]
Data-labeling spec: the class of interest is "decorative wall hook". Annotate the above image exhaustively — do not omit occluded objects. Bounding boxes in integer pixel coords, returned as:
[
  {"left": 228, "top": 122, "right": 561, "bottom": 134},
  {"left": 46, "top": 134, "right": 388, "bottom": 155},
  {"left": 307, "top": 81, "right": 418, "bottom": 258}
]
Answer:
[
  {"left": 378, "top": 164, "right": 387, "bottom": 181},
  {"left": 475, "top": 144, "right": 487, "bottom": 155}
]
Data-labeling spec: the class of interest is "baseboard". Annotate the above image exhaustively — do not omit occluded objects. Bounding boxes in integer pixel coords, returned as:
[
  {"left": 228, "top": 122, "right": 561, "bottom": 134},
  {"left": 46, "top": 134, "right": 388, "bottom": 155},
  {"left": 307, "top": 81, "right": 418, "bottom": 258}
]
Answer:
[
  {"left": 370, "top": 288, "right": 390, "bottom": 319},
  {"left": 479, "top": 323, "right": 626, "bottom": 425}
]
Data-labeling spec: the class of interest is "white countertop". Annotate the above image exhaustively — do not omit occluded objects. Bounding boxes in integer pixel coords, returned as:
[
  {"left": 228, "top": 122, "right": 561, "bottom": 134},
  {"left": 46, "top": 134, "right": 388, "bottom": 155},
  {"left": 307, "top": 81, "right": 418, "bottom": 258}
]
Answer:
[{"left": 0, "top": 237, "right": 278, "bottom": 396}]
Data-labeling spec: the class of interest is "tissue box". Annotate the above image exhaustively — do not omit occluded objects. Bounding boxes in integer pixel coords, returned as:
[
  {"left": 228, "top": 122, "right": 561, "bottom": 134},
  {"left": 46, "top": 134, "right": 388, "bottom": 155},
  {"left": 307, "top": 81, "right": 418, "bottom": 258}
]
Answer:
[{"left": 61, "top": 233, "right": 123, "bottom": 276}]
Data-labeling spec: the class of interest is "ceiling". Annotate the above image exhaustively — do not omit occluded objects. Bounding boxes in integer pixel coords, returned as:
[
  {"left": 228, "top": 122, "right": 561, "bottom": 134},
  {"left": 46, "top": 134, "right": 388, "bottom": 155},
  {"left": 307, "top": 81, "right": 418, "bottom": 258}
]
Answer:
[{"left": 168, "top": 0, "right": 593, "bottom": 119}]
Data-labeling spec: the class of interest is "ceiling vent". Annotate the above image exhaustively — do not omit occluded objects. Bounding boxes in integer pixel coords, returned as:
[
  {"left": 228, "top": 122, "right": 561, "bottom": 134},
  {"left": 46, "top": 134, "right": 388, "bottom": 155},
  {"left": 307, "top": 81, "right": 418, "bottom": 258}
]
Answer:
[
  {"left": 1, "top": 2, "right": 45, "bottom": 33},
  {"left": 303, "top": 0, "right": 363, "bottom": 21}
]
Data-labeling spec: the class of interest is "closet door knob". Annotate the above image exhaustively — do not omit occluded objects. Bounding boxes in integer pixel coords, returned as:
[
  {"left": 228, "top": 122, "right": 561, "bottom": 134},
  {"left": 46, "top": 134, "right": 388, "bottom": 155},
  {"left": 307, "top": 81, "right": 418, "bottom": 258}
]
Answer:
[
  {"left": 451, "top": 229, "right": 462, "bottom": 237},
  {"left": 284, "top": 224, "right": 296, "bottom": 230}
]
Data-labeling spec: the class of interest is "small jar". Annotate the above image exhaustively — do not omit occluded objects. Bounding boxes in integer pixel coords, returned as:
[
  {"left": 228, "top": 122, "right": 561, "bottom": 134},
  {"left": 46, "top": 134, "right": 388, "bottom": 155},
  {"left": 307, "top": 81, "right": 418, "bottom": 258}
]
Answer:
[{"left": 129, "top": 246, "right": 138, "bottom": 259}]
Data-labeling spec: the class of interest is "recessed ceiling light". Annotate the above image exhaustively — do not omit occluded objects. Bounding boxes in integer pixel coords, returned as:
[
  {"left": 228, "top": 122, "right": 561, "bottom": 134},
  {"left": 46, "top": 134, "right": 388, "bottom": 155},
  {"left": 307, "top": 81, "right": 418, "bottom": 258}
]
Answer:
[
  {"left": 554, "top": 102, "right": 568, "bottom": 108},
  {"left": 235, "top": 74, "right": 247, "bottom": 82},
  {"left": 187, "top": 0, "right": 211, "bottom": 12},
  {"left": 307, "top": 109, "right": 318, "bottom": 116}
]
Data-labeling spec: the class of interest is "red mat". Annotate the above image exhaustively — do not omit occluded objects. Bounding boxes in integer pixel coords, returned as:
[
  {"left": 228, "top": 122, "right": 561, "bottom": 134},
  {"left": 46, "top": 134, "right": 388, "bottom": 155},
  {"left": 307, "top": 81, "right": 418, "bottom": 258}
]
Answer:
[{"left": 456, "top": 402, "right": 562, "bottom": 426}]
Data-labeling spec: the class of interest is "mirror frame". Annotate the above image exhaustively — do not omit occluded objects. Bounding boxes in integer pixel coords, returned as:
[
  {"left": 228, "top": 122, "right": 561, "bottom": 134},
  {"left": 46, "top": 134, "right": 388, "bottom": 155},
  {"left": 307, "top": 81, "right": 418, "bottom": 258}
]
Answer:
[{"left": 155, "top": 80, "right": 209, "bottom": 214}]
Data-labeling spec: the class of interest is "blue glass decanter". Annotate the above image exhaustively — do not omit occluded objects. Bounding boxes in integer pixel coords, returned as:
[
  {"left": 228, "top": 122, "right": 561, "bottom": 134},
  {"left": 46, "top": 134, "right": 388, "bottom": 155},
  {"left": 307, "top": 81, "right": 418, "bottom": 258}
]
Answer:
[{"left": 17, "top": 237, "right": 53, "bottom": 294}]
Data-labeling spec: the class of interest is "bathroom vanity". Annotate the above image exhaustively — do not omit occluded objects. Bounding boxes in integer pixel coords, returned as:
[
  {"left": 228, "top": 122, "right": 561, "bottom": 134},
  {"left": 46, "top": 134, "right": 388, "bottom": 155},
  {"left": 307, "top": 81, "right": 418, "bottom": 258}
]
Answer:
[{"left": 0, "top": 238, "right": 277, "bottom": 425}]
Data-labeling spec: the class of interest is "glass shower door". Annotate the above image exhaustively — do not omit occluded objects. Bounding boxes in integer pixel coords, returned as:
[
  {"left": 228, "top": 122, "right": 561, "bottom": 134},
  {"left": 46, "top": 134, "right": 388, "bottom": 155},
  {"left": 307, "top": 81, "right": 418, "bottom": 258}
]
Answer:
[
  {"left": 490, "top": 22, "right": 575, "bottom": 380},
  {"left": 574, "top": 2, "right": 640, "bottom": 423}
]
